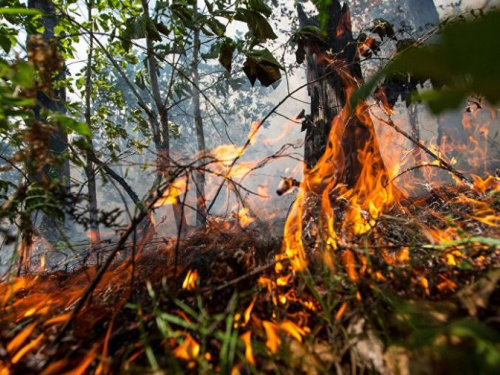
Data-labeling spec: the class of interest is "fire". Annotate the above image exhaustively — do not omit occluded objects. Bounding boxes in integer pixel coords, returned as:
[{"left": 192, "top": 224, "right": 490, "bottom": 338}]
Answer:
[
  {"left": 262, "top": 321, "right": 281, "bottom": 353},
  {"left": 281, "top": 55, "right": 398, "bottom": 274},
  {"left": 240, "top": 331, "right": 256, "bottom": 365},
  {"left": 236, "top": 207, "right": 255, "bottom": 227},
  {"left": 2, "top": 11, "right": 500, "bottom": 374},
  {"left": 243, "top": 297, "right": 256, "bottom": 326},
  {"left": 154, "top": 178, "right": 187, "bottom": 207},
  {"left": 182, "top": 269, "right": 199, "bottom": 291},
  {"left": 40, "top": 254, "right": 46, "bottom": 270},
  {"left": 173, "top": 334, "right": 200, "bottom": 365},
  {"left": 210, "top": 144, "right": 244, "bottom": 166},
  {"left": 248, "top": 121, "right": 260, "bottom": 145},
  {"left": 334, "top": 302, "right": 348, "bottom": 321},
  {"left": 278, "top": 321, "right": 307, "bottom": 342}
]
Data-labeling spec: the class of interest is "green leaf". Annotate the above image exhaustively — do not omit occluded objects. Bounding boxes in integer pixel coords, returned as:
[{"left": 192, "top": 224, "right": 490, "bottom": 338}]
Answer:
[
  {"left": 135, "top": 70, "right": 146, "bottom": 90},
  {"left": 219, "top": 38, "right": 236, "bottom": 73},
  {"left": 206, "top": 17, "right": 226, "bottom": 37},
  {"left": 247, "top": 0, "right": 272, "bottom": 18},
  {"left": 155, "top": 22, "right": 170, "bottom": 37},
  {"left": 245, "top": 48, "right": 283, "bottom": 68},
  {"left": 146, "top": 18, "right": 162, "bottom": 41},
  {"left": 423, "top": 236, "right": 500, "bottom": 250},
  {"left": 312, "top": 0, "right": 333, "bottom": 31},
  {"left": 0, "top": 34, "right": 11, "bottom": 54},
  {"left": 52, "top": 114, "right": 92, "bottom": 137},
  {"left": 355, "top": 10, "right": 500, "bottom": 113},
  {"left": 12, "top": 61, "right": 36, "bottom": 89},
  {"left": 234, "top": 9, "right": 277, "bottom": 41},
  {"left": 294, "top": 25, "right": 327, "bottom": 40},
  {"left": 413, "top": 89, "right": 465, "bottom": 114},
  {"left": 243, "top": 48, "right": 283, "bottom": 87},
  {"left": 121, "top": 16, "right": 147, "bottom": 50}
]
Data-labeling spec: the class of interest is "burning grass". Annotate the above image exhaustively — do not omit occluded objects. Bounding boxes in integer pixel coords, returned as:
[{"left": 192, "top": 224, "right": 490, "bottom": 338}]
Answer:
[
  {"left": 1, "top": 172, "right": 500, "bottom": 373},
  {"left": 2, "top": 58, "right": 500, "bottom": 375}
]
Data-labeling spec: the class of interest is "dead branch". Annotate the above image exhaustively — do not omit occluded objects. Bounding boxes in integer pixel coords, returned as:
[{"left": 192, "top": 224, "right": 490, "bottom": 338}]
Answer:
[
  {"left": 206, "top": 71, "right": 337, "bottom": 215},
  {"left": 385, "top": 163, "right": 453, "bottom": 187},
  {"left": 199, "top": 260, "right": 277, "bottom": 295},
  {"left": 89, "top": 153, "right": 141, "bottom": 205},
  {"left": 46, "top": 168, "right": 185, "bottom": 359},
  {"left": 371, "top": 111, "right": 472, "bottom": 184}
]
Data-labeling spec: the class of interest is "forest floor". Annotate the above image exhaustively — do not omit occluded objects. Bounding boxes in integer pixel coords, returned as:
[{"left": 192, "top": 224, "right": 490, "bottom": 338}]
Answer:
[{"left": 2, "top": 179, "right": 500, "bottom": 374}]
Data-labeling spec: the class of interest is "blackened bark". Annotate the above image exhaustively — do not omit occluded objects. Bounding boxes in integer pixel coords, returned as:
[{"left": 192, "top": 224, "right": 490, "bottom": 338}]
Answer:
[{"left": 299, "top": 2, "right": 386, "bottom": 188}]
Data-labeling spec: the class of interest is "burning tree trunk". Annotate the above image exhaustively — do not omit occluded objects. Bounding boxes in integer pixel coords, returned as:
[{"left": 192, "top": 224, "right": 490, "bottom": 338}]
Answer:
[
  {"left": 284, "top": 2, "right": 395, "bottom": 271},
  {"left": 298, "top": 2, "right": 387, "bottom": 188}
]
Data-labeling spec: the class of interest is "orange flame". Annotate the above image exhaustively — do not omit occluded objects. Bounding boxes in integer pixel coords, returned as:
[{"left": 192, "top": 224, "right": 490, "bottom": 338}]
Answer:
[
  {"left": 182, "top": 269, "right": 198, "bottom": 291},
  {"left": 173, "top": 334, "right": 200, "bottom": 363},
  {"left": 241, "top": 332, "right": 256, "bottom": 365},
  {"left": 280, "top": 54, "right": 398, "bottom": 273},
  {"left": 154, "top": 178, "right": 187, "bottom": 207}
]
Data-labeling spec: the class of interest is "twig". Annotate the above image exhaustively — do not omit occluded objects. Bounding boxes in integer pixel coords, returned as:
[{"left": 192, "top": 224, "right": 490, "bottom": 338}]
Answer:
[
  {"left": 385, "top": 163, "right": 451, "bottom": 187},
  {"left": 46, "top": 169, "right": 184, "bottom": 357},
  {"left": 89, "top": 153, "right": 141, "bottom": 205},
  {"left": 206, "top": 71, "right": 337, "bottom": 215},
  {"left": 198, "top": 260, "right": 277, "bottom": 295},
  {"left": 372, "top": 112, "right": 472, "bottom": 185}
]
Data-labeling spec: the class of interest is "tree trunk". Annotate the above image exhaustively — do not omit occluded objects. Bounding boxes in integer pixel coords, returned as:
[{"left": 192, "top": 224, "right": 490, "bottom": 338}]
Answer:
[
  {"left": 84, "top": 0, "right": 100, "bottom": 243},
  {"left": 299, "top": 2, "right": 387, "bottom": 189},
  {"left": 191, "top": 5, "right": 207, "bottom": 227},
  {"left": 351, "top": 0, "right": 439, "bottom": 35},
  {"left": 402, "top": 0, "right": 439, "bottom": 34},
  {"left": 407, "top": 103, "right": 424, "bottom": 178},
  {"left": 141, "top": 0, "right": 187, "bottom": 235},
  {"left": 28, "top": 0, "right": 70, "bottom": 243}
]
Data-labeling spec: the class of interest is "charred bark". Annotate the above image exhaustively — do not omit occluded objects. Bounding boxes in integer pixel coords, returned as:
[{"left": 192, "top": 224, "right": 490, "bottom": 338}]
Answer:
[{"left": 298, "top": 2, "right": 387, "bottom": 188}]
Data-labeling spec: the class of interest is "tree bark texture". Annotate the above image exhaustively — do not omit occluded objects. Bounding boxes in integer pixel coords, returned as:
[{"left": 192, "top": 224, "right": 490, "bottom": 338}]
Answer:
[
  {"left": 191, "top": 5, "right": 207, "bottom": 227},
  {"left": 28, "top": 0, "right": 71, "bottom": 242},
  {"left": 84, "top": 0, "right": 100, "bottom": 242},
  {"left": 142, "top": 0, "right": 187, "bottom": 234},
  {"left": 299, "top": 2, "right": 387, "bottom": 189}
]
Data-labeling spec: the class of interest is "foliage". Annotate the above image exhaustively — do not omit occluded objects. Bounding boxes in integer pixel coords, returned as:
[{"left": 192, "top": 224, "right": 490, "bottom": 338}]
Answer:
[
  {"left": 355, "top": 9, "right": 500, "bottom": 113},
  {"left": 2, "top": 1, "right": 500, "bottom": 374}
]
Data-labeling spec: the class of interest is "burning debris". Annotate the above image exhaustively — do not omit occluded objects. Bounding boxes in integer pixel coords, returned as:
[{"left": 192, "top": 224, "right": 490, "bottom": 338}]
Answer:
[
  {"left": 2, "top": 1, "right": 500, "bottom": 374},
  {"left": 276, "top": 177, "right": 301, "bottom": 196}
]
